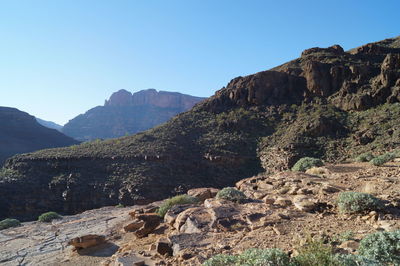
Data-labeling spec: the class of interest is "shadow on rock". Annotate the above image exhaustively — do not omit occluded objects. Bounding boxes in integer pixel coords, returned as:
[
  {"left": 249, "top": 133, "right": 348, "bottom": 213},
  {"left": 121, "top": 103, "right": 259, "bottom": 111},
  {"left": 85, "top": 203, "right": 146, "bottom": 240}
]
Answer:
[{"left": 76, "top": 242, "right": 119, "bottom": 257}]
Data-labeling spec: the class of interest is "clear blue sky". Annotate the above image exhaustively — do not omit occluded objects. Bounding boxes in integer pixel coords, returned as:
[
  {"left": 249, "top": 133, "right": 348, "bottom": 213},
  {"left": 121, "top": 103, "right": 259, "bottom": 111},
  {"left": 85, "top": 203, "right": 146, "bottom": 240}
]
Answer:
[{"left": 0, "top": 0, "right": 399, "bottom": 125}]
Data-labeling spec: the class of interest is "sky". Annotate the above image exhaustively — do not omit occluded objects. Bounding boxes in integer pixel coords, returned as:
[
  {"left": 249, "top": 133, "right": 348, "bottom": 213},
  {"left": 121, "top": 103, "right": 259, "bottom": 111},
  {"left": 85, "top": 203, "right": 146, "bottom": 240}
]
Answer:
[{"left": 0, "top": 0, "right": 399, "bottom": 125}]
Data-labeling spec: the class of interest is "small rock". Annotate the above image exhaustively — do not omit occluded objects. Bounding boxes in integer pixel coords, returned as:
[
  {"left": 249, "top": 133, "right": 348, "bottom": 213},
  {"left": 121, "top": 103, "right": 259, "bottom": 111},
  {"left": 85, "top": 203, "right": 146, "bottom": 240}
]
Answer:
[
  {"left": 275, "top": 197, "right": 292, "bottom": 207},
  {"left": 277, "top": 187, "right": 290, "bottom": 194},
  {"left": 292, "top": 195, "right": 317, "bottom": 212},
  {"left": 338, "top": 240, "right": 359, "bottom": 251},
  {"left": 273, "top": 226, "right": 284, "bottom": 235},
  {"left": 297, "top": 187, "right": 313, "bottom": 195},
  {"left": 115, "top": 255, "right": 145, "bottom": 266},
  {"left": 257, "top": 182, "right": 274, "bottom": 190},
  {"left": 263, "top": 197, "right": 275, "bottom": 204},
  {"left": 253, "top": 191, "right": 268, "bottom": 199},
  {"left": 320, "top": 184, "right": 341, "bottom": 193},
  {"left": 287, "top": 185, "right": 300, "bottom": 195}
]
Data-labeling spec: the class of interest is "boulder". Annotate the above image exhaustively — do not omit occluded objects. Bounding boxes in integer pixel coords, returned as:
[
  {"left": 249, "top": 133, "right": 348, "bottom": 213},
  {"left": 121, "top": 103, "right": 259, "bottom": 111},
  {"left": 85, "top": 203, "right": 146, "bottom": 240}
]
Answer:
[
  {"left": 134, "top": 213, "right": 162, "bottom": 238},
  {"left": 68, "top": 234, "right": 106, "bottom": 249},
  {"left": 155, "top": 238, "right": 173, "bottom": 256},
  {"left": 164, "top": 204, "right": 196, "bottom": 225},
  {"left": 123, "top": 220, "right": 145, "bottom": 232},
  {"left": 187, "top": 188, "right": 219, "bottom": 202},
  {"left": 174, "top": 207, "right": 212, "bottom": 233}
]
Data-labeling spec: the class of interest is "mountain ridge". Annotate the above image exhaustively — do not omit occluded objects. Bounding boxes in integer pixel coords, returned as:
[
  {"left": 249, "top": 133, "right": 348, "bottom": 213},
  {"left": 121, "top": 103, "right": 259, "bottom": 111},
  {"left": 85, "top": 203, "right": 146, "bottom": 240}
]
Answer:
[{"left": 62, "top": 89, "right": 205, "bottom": 141}]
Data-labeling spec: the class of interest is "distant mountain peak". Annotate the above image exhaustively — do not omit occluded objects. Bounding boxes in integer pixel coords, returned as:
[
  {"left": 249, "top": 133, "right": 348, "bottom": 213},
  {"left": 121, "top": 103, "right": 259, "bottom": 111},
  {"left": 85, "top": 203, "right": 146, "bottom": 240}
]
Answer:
[
  {"left": 104, "top": 89, "right": 204, "bottom": 109},
  {"left": 104, "top": 89, "right": 133, "bottom": 106},
  {"left": 64, "top": 89, "right": 206, "bottom": 141}
]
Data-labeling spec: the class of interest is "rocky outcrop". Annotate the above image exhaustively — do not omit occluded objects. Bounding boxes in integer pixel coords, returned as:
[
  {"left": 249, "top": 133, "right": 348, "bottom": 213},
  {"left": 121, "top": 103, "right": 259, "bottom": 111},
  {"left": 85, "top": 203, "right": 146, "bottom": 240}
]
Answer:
[
  {"left": 105, "top": 89, "right": 204, "bottom": 110},
  {"left": 62, "top": 89, "right": 205, "bottom": 141},
  {"left": 0, "top": 107, "right": 78, "bottom": 165}
]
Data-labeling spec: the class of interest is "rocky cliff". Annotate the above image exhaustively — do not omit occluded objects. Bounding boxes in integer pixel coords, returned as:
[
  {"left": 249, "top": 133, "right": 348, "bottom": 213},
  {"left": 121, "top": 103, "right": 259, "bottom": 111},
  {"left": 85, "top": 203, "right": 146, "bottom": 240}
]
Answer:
[
  {"left": 1, "top": 36, "right": 400, "bottom": 221},
  {"left": 0, "top": 107, "right": 78, "bottom": 165},
  {"left": 62, "top": 89, "right": 205, "bottom": 141}
]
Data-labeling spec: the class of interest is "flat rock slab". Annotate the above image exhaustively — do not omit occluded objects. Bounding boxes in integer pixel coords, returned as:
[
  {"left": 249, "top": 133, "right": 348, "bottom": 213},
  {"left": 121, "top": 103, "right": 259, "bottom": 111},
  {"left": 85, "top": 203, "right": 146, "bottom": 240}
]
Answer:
[{"left": 0, "top": 206, "right": 132, "bottom": 266}]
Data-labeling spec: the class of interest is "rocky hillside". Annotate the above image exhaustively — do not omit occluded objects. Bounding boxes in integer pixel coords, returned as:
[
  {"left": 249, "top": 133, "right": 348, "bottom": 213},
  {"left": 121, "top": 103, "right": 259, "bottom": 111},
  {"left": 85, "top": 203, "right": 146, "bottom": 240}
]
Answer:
[
  {"left": 1, "top": 36, "right": 400, "bottom": 221},
  {"left": 62, "top": 89, "right": 205, "bottom": 141},
  {"left": 0, "top": 107, "right": 78, "bottom": 165}
]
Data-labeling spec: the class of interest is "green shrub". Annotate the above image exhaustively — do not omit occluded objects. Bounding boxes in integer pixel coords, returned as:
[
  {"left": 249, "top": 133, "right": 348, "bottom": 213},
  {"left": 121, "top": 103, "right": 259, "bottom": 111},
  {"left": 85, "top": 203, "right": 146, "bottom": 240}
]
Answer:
[
  {"left": 0, "top": 218, "right": 20, "bottom": 230},
  {"left": 157, "top": 194, "right": 199, "bottom": 217},
  {"left": 116, "top": 203, "right": 124, "bottom": 208},
  {"left": 355, "top": 152, "right": 375, "bottom": 162},
  {"left": 292, "top": 237, "right": 339, "bottom": 266},
  {"left": 358, "top": 230, "right": 400, "bottom": 264},
  {"left": 335, "top": 254, "right": 380, "bottom": 266},
  {"left": 216, "top": 187, "right": 246, "bottom": 203},
  {"left": 38, "top": 212, "right": 61, "bottom": 222},
  {"left": 332, "top": 230, "right": 354, "bottom": 243},
  {"left": 337, "top": 192, "right": 383, "bottom": 214},
  {"left": 237, "top": 248, "right": 290, "bottom": 266},
  {"left": 370, "top": 152, "right": 396, "bottom": 166},
  {"left": 202, "top": 248, "right": 290, "bottom": 266},
  {"left": 202, "top": 254, "right": 238, "bottom": 266},
  {"left": 292, "top": 157, "right": 324, "bottom": 172}
]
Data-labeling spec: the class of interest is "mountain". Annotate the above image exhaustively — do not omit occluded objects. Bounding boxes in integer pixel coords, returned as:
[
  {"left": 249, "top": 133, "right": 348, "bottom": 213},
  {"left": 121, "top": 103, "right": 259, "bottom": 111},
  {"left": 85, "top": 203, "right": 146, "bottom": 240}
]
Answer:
[
  {"left": 0, "top": 107, "right": 78, "bottom": 165},
  {"left": 62, "top": 89, "right": 205, "bottom": 141},
  {"left": 36, "top": 118, "right": 63, "bottom": 131},
  {"left": 1, "top": 36, "right": 400, "bottom": 221}
]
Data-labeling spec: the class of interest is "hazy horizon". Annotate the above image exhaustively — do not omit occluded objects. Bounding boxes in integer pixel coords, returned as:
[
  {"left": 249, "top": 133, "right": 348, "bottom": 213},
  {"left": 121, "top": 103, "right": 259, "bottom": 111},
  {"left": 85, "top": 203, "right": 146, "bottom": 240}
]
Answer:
[{"left": 1, "top": 0, "right": 399, "bottom": 124}]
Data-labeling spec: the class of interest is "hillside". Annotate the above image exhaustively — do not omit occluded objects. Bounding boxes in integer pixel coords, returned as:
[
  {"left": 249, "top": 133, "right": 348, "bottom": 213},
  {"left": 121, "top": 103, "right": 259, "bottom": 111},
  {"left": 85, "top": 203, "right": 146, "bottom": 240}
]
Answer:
[
  {"left": 0, "top": 36, "right": 399, "bottom": 221},
  {"left": 0, "top": 107, "right": 78, "bottom": 165},
  {"left": 62, "top": 89, "right": 205, "bottom": 141}
]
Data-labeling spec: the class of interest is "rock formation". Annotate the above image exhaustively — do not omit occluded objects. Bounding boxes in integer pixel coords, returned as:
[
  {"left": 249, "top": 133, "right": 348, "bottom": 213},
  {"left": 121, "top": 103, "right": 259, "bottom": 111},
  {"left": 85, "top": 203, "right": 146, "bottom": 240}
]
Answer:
[{"left": 62, "top": 89, "right": 205, "bottom": 141}]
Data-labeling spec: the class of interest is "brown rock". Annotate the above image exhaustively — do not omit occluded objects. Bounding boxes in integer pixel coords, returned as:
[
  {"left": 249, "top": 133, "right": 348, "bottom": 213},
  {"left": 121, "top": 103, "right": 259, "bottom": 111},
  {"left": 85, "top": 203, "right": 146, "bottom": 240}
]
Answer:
[
  {"left": 123, "top": 220, "right": 145, "bottom": 232},
  {"left": 175, "top": 207, "right": 213, "bottom": 233},
  {"left": 263, "top": 197, "right": 275, "bottom": 205},
  {"left": 68, "top": 234, "right": 106, "bottom": 249},
  {"left": 134, "top": 213, "right": 162, "bottom": 238},
  {"left": 164, "top": 204, "right": 196, "bottom": 225},
  {"left": 155, "top": 238, "right": 173, "bottom": 256},
  {"left": 292, "top": 195, "right": 318, "bottom": 212},
  {"left": 338, "top": 240, "right": 359, "bottom": 251},
  {"left": 187, "top": 187, "right": 219, "bottom": 202}
]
